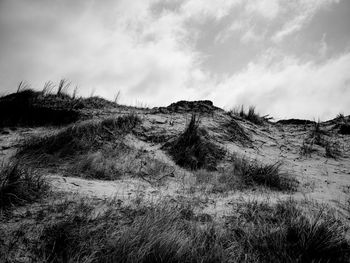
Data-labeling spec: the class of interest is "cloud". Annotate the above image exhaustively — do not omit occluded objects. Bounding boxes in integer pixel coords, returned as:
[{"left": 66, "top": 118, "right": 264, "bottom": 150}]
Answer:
[
  {"left": 209, "top": 51, "right": 350, "bottom": 120},
  {"left": 272, "top": 0, "right": 341, "bottom": 42}
]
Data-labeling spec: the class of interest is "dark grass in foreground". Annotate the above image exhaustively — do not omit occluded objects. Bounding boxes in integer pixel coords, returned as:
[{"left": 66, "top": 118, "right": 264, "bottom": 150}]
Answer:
[
  {"left": 1, "top": 198, "right": 349, "bottom": 262},
  {"left": 17, "top": 113, "right": 141, "bottom": 164},
  {"left": 0, "top": 162, "right": 48, "bottom": 210},
  {"left": 164, "top": 114, "right": 225, "bottom": 171}
]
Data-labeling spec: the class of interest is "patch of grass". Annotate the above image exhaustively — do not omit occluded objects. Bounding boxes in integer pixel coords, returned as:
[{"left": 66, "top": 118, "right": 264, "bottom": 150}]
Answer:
[
  {"left": 164, "top": 114, "right": 225, "bottom": 170},
  {"left": 222, "top": 116, "right": 251, "bottom": 145},
  {"left": 0, "top": 161, "right": 48, "bottom": 210},
  {"left": 70, "top": 145, "right": 174, "bottom": 182},
  {"left": 2, "top": 198, "right": 348, "bottom": 263},
  {"left": 231, "top": 105, "right": 267, "bottom": 125},
  {"left": 226, "top": 199, "right": 350, "bottom": 263},
  {"left": 194, "top": 156, "right": 298, "bottom": 192},
  {"left": 18, "top": 114, "right": 141, "bottom": 162},
  {"left": 325, "top": 140, "right": 342, "bottom": 159},
  {"left": 0, "top": 89, "right": 80, "bottom": 127},
  {"left": 219, "top": 156, "right": 298, "bottom": 192}
]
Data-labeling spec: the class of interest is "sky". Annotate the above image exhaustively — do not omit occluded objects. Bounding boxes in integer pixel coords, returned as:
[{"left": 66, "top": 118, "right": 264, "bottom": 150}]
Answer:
[{"left": 0, "top": 0, "right": 350, "bottom": 120}]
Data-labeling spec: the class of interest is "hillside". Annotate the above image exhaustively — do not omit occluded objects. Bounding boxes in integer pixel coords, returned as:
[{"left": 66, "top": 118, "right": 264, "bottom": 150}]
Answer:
[{"left": 1, "top": 91, "right": 350, "bottom": 262}]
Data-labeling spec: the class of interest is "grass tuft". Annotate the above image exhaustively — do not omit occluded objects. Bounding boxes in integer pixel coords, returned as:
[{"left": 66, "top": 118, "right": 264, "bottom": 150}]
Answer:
[
  {"left": 0, "top": 162, "right": 48, "bottom": 209},
  {"left": 218, "top": 157, "right": 298, "bottom": 192},
  {"left": 164, "top": 114, "right": 225, "bottom": 170},
  {"left": 231, "top": 105, "right": 267, "bottom": 125}
]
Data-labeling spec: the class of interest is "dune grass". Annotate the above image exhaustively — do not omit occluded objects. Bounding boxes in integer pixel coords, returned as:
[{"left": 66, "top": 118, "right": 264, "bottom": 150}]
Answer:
[
  {"left": 0, "top": 161, "right": 48, "bottom": 210},
  {"left": 164, "top": 114, "right": 225, "bottom": 171},
  {"left": 1, "top": 197, "right": 348, "bottom": 263},
  {"left": 196, "top": 156, "right": 298, "bottom": 193},
  {"left": 231, "top": 105, "right": 267, "bottom": 125},
  {"left": 18, "top": 114, "right": 141, "bottom": 162}
]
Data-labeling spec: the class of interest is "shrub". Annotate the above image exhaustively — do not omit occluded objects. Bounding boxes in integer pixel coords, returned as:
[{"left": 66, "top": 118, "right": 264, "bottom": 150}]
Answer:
[
  {"left": 0, "top": 162, "right": 48, "bottom": 209},
  {"left": 164, "top": 115, "right": 225, "bottom": 170}
]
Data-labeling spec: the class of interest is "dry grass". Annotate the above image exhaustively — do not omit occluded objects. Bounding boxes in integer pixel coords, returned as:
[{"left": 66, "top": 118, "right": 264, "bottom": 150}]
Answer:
[
  {"left": 18, "top": 114, "right": 141, "bottom": 163},
  {"left": 230, "top": 105, "right": 267, "bottom": 125},
  {"left": 0, "top": 161, "right": 48, "bottom": 210},
  {"left": 196, "top": 156, "right": 298, "bottom": 192},
  {"left": 1, "top": 197, "right": 348, "bottom": 263},
  {"left": 164, "top": 114, "right": 225, "bottom": 171}
]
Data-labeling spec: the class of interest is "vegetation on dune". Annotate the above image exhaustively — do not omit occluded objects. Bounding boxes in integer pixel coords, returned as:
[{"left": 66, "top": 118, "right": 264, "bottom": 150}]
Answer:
[
  {"left": 164, "top": 114, "right": 226, "bottom": 171},
  {"left": 1, "top": 198, "right": 349, "bottom": 263},
  {"left": 300, "top": 120, "right": 342, "bottom": 159},
  {"left": 0, "top": 161, "right": 48, "bottom": 210},
  {"left": 0, "top": 80, "right": 121, "bottom": 128},
  {"left": 18, "top": 113, "right": 141, "bottom": 162},
  {"left": 221, "top": 115, "right": 252, "bottom": 145},
  {"left": 230, "top": 105, "right": 270, "bottom": 125},
  {"left": 198, "top": 156, "right": 298, "bottom": 192}
]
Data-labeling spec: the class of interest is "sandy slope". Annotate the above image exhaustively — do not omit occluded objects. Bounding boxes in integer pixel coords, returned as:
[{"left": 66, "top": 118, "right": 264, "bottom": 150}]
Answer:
[{"left": 1, "top": 106, "right": 349, "bottom": 218}]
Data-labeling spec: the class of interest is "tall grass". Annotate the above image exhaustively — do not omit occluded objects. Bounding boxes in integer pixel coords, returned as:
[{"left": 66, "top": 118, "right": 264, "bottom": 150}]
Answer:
[
  {"left": 164, "top": 114, "right": 225, "bottom": 170},
  {"left": 0, "top": 162, "right": 48, "bottom": 209},
  {"left": 205, "top": 156, "right": 298, "bottom": 192},
  {"left": 231, "top": 105, "right": 266, "bottom": 125},
  {"left": 2, "top": 198, "right": 348, "bottom": 262},
  {"left": 18, "top": 114, "right": 141, "bottom": 160}
]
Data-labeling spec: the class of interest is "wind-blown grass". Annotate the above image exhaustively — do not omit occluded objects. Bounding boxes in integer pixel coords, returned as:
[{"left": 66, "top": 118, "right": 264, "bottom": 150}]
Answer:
[
  {"left": 0, "top": 162, "right": 48, "bottom": 209},
  {"left": 18, "top": 114, "right": 141, "bottom": 162},
  {"left": 2, "top": 198, "right": 348, "bottom": 262},
  {"left": 164, "top": 114, "right": 225, "bottom": 170}
]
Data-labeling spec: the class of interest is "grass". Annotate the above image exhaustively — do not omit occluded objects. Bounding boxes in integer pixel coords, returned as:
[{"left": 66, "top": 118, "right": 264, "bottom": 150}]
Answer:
[
  {"left": 18, "top": 114, "right": 141, "bottom": 162},
  {"left": 198, "top": 156, "right": 298, "bottom": 192},
  {"left": 70, "top": 146, "right": 174, "bottom": 182},
  {"left": 0, "top": 161, "right": 48, "bottom": 210},
  {"left": 0, "top": 80, "right": 123, "bottom": 128},
  {"left": 1, "top": 197, "right": 349, "bottom": 262},
  {"left": 231, "top": 105, "right": 267, "bottom": 125},
  {"left": 0, "top": 89, "right": 80, "bottom": 127},
  {"left": 164, "top": 114, "right": 225, "bottom": 171},
  {"left": 325, "top": 140, "right": 342, "bottom": 159},
  {"left": 222, "top": 116, "right": 251, "bottom": 145}
]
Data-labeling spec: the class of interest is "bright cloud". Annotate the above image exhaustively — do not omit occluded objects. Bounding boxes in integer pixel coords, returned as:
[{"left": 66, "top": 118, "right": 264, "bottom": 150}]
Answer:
[
  {"left": 210, "top": 51, "right": 350, "bottom": 120},
  {"left": 0, "top": 0, "right": 349, "bottom": 119}
]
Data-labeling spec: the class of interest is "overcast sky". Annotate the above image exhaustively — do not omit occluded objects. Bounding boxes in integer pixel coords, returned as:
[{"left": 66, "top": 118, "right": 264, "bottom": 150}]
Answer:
[{"left": 1, "top": 0, "right": 349, "bottom": 120}]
